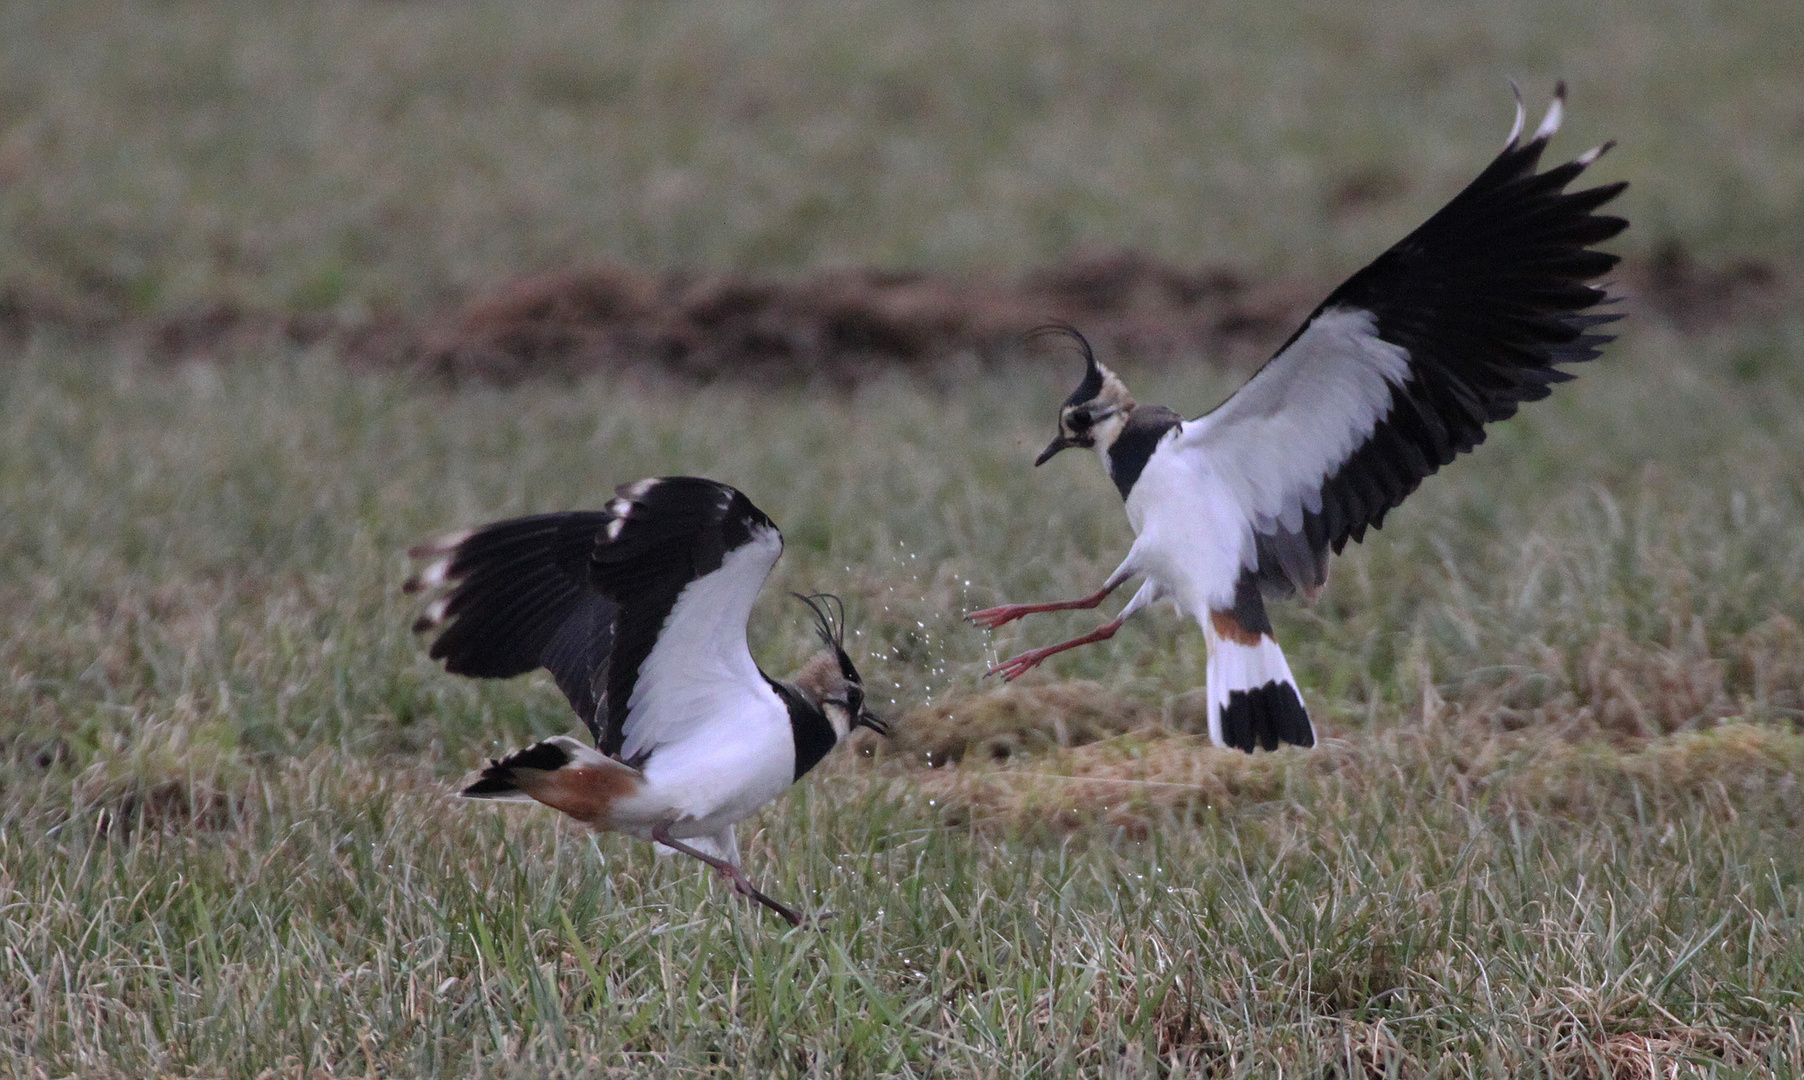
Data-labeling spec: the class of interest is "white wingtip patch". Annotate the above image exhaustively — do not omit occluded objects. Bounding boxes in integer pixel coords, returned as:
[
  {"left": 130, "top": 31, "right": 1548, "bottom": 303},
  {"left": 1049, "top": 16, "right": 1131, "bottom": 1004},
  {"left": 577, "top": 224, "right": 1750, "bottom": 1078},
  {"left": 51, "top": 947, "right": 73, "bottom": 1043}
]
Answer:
[
  {"left": 1505, "top": 79, "right": 1526, "bottom": 147},
  {"left": 605, "top": 516, "right": 626, "bottom": 540},
  {"left": 1574, "top": 139, "right": 1615, "bottom": 167},
  {"left": 1533, "top": 82, "right": 1566, "bottom": 142},
  {"left": 407, "top": 528, "right": 474, "bottom": 560},
  {"left": 607, "top": 498, "right": 631, "bottom": 517},
  {"left": 415, "top": 595, "right": 451, "bottom": 629},
  {"left": 404, "top": 556, "right": 454, "bottom": 593},
  {"left": 620, "top": 478, "right": 658, "bottom": 500}
]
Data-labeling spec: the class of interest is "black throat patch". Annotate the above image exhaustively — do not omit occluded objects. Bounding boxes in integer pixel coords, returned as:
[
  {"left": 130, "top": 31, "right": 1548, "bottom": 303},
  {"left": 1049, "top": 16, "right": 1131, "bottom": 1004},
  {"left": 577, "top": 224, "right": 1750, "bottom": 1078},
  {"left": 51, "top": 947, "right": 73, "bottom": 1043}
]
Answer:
[
  {"left": 768, "top": 677, "right": 838, "bottom": 780},
  {"left": 1106, "top": 407, "right": 1182, "bottom": 499}
]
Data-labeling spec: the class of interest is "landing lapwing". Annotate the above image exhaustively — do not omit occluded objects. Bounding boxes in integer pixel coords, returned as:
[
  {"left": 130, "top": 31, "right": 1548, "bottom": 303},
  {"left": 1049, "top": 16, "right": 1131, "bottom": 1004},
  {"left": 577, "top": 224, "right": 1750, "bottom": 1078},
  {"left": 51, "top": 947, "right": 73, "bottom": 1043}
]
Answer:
[
  {"left": 407, "top": 476, "right": 887, "bottom": 926},
  {"left": 969, "top": 85, "right": 1627, "bottom": 753}
]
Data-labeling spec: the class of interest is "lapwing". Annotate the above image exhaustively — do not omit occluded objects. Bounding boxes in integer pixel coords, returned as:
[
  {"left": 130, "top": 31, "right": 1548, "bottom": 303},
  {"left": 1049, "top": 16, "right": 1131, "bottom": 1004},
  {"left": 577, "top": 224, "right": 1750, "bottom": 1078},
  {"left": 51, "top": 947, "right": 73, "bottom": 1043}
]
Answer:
[
  {"left": 406, "top": 476, "right": 887, "bottom": 926},
  {"left": 969, "top": 85, "right": 1628, "bottom": 753}
]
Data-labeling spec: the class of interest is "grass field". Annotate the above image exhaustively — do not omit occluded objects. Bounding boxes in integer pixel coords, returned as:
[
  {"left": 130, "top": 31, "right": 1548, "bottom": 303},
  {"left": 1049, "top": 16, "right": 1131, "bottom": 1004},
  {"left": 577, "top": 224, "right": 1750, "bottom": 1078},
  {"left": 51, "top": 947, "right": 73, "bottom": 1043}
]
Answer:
[{"left": 4, "top": 1, "right": 1804, "bottom": 1077}]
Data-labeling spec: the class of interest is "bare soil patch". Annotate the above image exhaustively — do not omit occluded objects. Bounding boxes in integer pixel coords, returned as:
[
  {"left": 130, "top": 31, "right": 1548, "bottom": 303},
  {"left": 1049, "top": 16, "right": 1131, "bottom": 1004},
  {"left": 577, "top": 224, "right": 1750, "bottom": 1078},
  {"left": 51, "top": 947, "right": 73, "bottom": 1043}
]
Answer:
[
  {"left": 346, "top": 251, "right": 1319, "bottom": 384},
  {"left": 1, "top": 245, "right": 1793, "bottom": 383}
]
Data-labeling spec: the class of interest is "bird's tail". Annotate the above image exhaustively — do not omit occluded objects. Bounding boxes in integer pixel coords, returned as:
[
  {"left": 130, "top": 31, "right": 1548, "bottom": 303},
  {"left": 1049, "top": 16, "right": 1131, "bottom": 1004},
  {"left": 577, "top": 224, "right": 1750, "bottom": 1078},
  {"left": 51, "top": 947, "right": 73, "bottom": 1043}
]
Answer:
[
  {"left": 1202, "top": 603, "right": 1314, "bottom": 752},
  {"left": 461, "top": 735, "right": 641, "bottom": 824}
]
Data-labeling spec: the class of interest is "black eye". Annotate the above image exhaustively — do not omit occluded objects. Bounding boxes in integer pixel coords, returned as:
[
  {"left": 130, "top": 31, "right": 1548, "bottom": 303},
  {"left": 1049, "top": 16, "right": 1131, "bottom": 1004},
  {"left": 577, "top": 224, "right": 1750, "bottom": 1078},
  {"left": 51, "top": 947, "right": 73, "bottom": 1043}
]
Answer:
[
  {"left": 1066, "top": 408, "right": 1094, "bottom": 432},
  {"left": 846, "top": 686, "right": 864, "bottom": 714}
]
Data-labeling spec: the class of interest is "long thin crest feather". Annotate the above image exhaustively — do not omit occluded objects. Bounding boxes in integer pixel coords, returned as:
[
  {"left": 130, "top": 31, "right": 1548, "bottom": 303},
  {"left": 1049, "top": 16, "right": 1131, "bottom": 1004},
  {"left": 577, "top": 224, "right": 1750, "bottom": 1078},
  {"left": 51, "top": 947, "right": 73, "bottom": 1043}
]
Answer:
[
  {"left": 792, "top": 592, "right": 846, "bottom": 651},
  {"left": 1028, "top": 322, "right": 1099, "bottom": 370},
  {"left": 1030, "top": 323, "right": 1106, "bottom": 407}
]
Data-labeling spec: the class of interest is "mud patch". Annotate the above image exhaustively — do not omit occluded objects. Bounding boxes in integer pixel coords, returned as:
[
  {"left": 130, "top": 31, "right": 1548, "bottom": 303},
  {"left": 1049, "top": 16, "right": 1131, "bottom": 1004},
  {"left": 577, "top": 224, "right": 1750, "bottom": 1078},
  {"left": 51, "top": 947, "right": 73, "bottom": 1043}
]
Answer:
[
  {"left": 380, "top": 252, "right": 1316, "bottom": 384},
  {"left": 3, "top": 248, "right": 1794, "bottom": 383},
  {"left": 0, "top": 253, "right": 1345, "bottom": 382},
  {"left": 1629, "top": 239, "right": 1789, "bottom": 332}
]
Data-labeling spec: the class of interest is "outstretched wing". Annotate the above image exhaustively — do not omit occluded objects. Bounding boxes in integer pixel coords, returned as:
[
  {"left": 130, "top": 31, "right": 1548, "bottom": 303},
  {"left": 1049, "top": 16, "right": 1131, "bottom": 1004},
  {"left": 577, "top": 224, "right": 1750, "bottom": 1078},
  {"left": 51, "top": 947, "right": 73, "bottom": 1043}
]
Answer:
[
  {"left": 588, "top": 477, "right": 786, "bottom": 763},
  {"left": 405, "top": 515, "right": 616, "bottom": 742},
  {"left": 408, "top": 513, "right": 618, "bottom": 742},
  {"left": 1176, "top": 84, "right": 1627, "bottom": 596}
]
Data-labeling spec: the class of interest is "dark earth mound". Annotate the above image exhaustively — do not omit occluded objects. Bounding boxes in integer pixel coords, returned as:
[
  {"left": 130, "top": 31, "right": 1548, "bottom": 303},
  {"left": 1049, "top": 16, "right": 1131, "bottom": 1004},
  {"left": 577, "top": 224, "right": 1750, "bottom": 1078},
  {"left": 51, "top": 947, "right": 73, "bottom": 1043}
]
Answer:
[{"left": 1, "top": 244, "right": 1789, "bottom": 384}]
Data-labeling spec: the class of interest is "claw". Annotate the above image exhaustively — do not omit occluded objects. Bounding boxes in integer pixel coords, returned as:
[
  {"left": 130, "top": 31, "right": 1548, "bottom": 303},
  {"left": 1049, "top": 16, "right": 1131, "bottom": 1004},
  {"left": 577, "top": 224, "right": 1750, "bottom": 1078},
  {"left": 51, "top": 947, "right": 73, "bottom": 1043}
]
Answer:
[
  {"left": 988, "top": 647, "right": 1052, "bottom": 682},
  {"left": 967, "top": 604, "right": 1032, "bottom": 630}
]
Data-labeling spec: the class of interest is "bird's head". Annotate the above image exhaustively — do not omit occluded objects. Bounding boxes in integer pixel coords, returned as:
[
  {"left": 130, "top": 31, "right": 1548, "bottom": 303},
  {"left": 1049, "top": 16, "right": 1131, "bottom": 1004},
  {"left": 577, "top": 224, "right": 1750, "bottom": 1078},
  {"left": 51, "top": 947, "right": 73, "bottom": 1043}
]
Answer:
[
  {"left": 791, "top": 593, "right": 888, "bottom": 740},
  {"left": 1033, "top": 325, "right": 1135, "bottom": 466}
]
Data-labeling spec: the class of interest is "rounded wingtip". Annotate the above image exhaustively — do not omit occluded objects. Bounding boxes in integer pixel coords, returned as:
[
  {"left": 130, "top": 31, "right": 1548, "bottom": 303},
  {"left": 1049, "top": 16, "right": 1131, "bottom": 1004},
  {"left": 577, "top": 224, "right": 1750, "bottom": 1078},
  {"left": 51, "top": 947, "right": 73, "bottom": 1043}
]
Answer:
[
  {"left": 1574, "top": 138, "right": 1617, "bottom": 167},
  {"left": 1533, "top": 82, "right": 1567, "bottom": 142}
]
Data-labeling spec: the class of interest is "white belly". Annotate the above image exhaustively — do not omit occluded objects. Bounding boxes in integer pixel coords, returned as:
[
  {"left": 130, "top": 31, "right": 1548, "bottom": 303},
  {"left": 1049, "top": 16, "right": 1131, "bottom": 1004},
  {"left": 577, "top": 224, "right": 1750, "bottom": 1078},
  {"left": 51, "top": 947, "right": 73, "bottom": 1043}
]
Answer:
[
  {"left": 1121, "top": 444, "right": 1251, "bottom": 619},
  {"left": 606, "top": 713, "right": 796, "bottom": 842}
]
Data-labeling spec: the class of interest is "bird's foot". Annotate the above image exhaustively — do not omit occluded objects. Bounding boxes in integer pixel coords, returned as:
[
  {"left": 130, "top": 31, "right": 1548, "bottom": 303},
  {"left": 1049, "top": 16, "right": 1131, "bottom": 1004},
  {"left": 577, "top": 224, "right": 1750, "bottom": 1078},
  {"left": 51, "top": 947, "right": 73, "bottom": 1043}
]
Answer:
[
  {"left": 988, "top": 645, "right": 1056, "bottom": 681},
  {"left": 966, "top": 603, "right": 1037, "bottom": 630}
]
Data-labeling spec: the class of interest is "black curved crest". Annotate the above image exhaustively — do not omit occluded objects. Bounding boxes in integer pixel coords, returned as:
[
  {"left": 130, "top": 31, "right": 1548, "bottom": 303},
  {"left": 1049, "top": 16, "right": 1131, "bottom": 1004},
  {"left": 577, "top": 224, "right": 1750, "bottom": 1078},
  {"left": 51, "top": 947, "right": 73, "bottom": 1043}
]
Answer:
[
  {"left": 793, "top": 592, "right": 858, "bottom": 683},
  {"left": 1030, "top": 323, "right": 1105, "bottom": 407}
]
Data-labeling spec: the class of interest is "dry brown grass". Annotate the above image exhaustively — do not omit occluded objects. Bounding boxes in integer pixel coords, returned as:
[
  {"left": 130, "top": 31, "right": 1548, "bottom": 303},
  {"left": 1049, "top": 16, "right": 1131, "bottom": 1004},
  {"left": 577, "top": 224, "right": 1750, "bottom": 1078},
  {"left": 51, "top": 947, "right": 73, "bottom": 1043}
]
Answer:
[{"left": 890, "top": 685, "right": 1804, "bottom": 837}]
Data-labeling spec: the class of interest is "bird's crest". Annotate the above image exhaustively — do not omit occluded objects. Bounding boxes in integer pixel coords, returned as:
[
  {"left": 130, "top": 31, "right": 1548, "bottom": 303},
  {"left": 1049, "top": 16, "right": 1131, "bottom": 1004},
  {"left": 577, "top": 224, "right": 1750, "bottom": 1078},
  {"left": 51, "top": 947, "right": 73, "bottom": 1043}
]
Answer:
[
  {"left": 794, "top": 592, "right": 850, "bottom": 662},
  {"left": 1031, "top": 324, "right": 1108, "bottom": 408}
]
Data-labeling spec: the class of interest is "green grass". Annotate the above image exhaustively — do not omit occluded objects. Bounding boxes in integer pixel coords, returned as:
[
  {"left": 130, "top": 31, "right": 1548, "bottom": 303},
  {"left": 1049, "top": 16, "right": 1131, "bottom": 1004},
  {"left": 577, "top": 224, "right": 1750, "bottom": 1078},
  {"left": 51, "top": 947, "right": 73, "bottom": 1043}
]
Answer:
[
  {"left": 3, "top": 312, "right": 1803, "bottom": 1076},
  {"left": 1, "top": 0, "right": 1801, "bottom": 313},
  {"left": 4, "top": 0, "right": 1804, "bottom": 1074}
]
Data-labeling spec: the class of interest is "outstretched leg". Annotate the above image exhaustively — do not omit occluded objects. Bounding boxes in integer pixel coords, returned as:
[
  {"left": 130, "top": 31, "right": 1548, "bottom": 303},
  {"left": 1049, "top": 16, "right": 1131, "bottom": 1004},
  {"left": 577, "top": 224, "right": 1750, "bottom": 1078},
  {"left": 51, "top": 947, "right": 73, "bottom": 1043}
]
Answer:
[
  {"left": 967, "top": 581, "right": 1122, "bottom": 630},
  {"left": 651, "top": 823, "right": 804, "bottom": 927},
  {"left": 988, "top": 617, "right": 1124, "bottom": 681},
  {"left": 983, "top": 578, "right": 1159, "bottom": 681}
]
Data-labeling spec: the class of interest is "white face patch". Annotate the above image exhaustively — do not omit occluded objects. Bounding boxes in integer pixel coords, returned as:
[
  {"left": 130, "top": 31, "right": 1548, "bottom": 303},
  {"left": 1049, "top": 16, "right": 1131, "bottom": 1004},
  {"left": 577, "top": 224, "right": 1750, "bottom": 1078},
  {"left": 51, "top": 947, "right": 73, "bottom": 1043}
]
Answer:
[
  {"left": 1061, "top": 363, "right": 1136, "bottom": 452},
  {"left": 1089, "top": 407, "right": 1130, "bottom": 460},
  {"left": 822, "top": 701, "right": 854, "bottom": 741}
]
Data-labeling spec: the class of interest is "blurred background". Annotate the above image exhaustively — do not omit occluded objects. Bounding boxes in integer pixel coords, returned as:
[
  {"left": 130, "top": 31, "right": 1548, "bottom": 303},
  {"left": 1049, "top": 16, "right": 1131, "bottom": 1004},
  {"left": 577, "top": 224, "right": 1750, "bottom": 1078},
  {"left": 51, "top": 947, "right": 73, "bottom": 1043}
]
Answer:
[{"left": 0, "top": 0, "right": 1797, "bottom": 366}]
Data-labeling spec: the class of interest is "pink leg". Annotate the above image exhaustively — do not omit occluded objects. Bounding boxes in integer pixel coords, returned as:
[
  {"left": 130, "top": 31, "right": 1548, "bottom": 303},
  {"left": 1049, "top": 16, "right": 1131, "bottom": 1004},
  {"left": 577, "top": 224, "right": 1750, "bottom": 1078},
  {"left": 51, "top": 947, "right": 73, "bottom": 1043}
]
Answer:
[
  {"left": 967, "top": 583, "right": 1120, "bottom": 630},
  {"left": 651, "top": 824, "right": 804, "bottom": 927},
  {"left": 987, "top": 617, "right": 1124, "bottom": 681}
]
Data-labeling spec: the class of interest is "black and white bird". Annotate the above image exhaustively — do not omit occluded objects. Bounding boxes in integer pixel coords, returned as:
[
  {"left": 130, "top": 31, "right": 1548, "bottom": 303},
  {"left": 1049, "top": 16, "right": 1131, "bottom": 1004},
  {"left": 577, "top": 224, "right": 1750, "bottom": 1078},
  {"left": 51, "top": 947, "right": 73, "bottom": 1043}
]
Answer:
[
  {"left": 969, "top": 85, "right": 1628, "bottom": 753},
  {"left": 406, "top": 476, "right": 887, "bottom": 926}
]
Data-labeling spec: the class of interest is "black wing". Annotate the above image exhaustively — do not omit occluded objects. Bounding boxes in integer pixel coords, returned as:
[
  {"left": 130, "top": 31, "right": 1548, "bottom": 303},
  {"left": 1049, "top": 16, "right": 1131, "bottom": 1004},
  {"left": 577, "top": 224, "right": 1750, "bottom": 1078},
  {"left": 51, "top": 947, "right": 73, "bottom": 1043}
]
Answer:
[
  {"left": 1178, "top": 84, "right": 1627, "bottom": 596},
  {"left": 586, "top": 477, "right": 783, "bottom": 762},
  {"left": 407, "top": 513, "right": 617, "bottom": 742}
]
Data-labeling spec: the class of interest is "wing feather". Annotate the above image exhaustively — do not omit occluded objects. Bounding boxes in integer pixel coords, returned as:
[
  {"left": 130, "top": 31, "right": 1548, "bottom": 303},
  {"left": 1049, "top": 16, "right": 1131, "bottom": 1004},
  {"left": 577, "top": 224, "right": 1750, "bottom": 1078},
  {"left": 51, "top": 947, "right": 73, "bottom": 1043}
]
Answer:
[
  {"left": 586, "top": 478, "right": 786, "bottom": 762},
  {"left": 1178, "top": 87, "right": 1627, "bottom": 596},
  {"left": 408, "top": 512, "right": 617, "bottom": 740}
]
